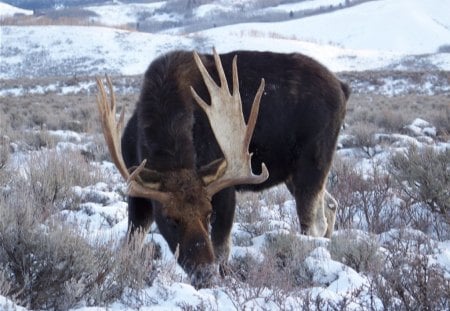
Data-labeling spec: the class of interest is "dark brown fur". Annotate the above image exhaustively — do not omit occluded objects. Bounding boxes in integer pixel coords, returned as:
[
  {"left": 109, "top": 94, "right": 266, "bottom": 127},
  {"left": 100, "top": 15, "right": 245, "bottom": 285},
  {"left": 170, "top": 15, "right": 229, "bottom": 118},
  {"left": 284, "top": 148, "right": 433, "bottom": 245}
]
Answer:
[{"left": 121, "top": 50, "right": 349, "bottom": 288}]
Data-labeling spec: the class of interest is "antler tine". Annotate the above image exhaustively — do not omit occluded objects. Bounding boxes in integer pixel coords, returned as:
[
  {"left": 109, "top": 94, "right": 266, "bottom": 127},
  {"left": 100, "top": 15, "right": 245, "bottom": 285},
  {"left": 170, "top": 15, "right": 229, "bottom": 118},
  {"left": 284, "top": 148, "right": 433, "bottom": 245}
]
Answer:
[
  {"left": 190, "top": 49, "right": 269, "bottom": 197},
  {"left": 244, "top": 78, "right": 265, "bottom": 149},
  {"left": 212, "top": 47, "right": 229, "bottom": 92},
  {"left": 96, "top": 76, "right": 171, "bottom": 204},
  {"left": 96, "top": 76, "right": 129, "bottom": 180}
]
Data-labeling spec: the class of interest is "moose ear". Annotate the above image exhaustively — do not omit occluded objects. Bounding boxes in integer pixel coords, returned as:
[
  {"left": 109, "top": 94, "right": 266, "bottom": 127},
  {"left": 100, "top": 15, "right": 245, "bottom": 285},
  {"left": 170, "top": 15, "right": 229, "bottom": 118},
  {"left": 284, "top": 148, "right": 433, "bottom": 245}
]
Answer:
[
  {"left": 128, "top": 165, "right": 163, "bottom": 190},
  {"left": 199, "top": 158, "right": 227, "bottom": 186}
]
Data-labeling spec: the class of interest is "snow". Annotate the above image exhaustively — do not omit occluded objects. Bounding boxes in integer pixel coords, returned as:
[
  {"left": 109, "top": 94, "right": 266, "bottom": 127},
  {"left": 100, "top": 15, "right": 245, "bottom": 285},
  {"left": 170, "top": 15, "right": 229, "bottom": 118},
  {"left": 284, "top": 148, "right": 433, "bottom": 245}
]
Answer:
[
  {"left": 194, "top": 3, "right": 234, "bottom": 18},
  {"left": 292, "top": 0, "right": 450, "bottom": 54},
  {"left": 2, "top": 0, "right": 450, "bottom": 80},
  {"left": 86, "top": 1, "right": 165, "bottom": 26},
  {"left": 0, "top": 2, "right": 32, "bottom": 17},
  {"left": 196, "top": 0, "right": 450, "bottom": 54},
  {"left": 0, "top": 25, "right": 193, "bottom": 79},
  {"left": 264, "top": 0, "right": 346, "bottom": 12},
  {"left": 1, "top": 24, "right": 449, "bottom": 80}
]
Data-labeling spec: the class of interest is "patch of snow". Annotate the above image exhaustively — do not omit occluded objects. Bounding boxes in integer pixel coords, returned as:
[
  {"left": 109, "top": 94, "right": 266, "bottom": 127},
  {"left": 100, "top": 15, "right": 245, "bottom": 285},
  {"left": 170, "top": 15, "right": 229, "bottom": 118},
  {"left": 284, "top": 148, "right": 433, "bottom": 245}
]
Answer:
[
  {"left": 265, "top": 0, "right": 346, "bottom": 13},
  {"left": 0, "top": 2, "right": 33, "bottom": 17},
  {"left": 235, "top": 0, "right": 450, "bottom": 54},
  {"left": 433, "top": 241, "right": 450, "bottom": 278},
  {"left": 0, "top": 26, "right": 193, "bottom": 79},
  {"left": 0, "top": 295, "right": 27, "bottom": 311},
  {"left": 194, "top": 4, "right": 234, "bottom": 18},
  {"left": 405, "top": 118, "right": 437, "bottom": 137},
  {"left": 86, "top": 1, "right": 165, "bottom": 26}
]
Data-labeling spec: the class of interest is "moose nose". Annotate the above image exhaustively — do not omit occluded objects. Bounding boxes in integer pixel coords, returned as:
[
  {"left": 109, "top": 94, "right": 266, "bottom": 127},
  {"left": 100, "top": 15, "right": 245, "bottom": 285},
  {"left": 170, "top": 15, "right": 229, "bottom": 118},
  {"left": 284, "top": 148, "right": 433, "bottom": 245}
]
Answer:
[{"left": 190, "top": 264, "right": 218, "bottom": 289}]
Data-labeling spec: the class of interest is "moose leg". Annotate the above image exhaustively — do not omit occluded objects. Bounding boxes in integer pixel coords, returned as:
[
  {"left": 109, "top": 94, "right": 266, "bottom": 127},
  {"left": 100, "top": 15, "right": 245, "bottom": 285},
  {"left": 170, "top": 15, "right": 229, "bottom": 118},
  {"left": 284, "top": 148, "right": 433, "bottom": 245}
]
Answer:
[
  {"left": 323, "top": 191, "right": 337, "bottom": 238},
  {"left": 127, "top": 196, "right": 154, "bottom": 241},
  {"left": 210, "top": 187, "right": 236, "bottom": 276},
  {"left": 287, "top": 178, "right": 337, "bottom": 238},
  {"left": 286, "top": 143, "right": 335, "bottom": 237}
]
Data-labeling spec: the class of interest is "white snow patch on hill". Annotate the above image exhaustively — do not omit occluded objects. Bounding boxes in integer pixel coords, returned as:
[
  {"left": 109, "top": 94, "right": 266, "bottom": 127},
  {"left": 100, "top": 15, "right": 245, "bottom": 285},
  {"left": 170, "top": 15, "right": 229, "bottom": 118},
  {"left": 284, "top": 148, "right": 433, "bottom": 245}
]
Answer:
[
  {"left": 0, "top": 25, "right": 193, "bottom": 79},
  {"left": 0, "top": 1, "right": 33, "bottom": 17},
  {"left": 196, "top": 0, "right": 450, "bottom": 54},
  {"left": 86, "top": 1, "right": 165, "bottom": 26}
]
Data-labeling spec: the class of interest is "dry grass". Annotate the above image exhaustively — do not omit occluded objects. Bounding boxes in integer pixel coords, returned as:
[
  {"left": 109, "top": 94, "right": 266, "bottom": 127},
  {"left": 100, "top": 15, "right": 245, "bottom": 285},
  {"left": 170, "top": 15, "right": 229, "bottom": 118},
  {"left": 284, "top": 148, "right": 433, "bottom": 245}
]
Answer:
[
  {"left": 346, "top": 93, "right": 450, "bottom": 137},
  {"left": 1, "top": 13, "right": 135, "bottom": 31}
]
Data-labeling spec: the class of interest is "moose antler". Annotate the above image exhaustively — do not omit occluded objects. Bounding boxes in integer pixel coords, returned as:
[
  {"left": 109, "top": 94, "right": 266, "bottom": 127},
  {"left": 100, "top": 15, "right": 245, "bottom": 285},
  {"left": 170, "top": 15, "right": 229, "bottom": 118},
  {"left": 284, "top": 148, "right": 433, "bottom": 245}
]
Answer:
[
  {"left": 190, "top": 48, "right": 269, "bottom": 197},
  {"left": 96, "top": 76, "right": 171, "bottom": 203}
]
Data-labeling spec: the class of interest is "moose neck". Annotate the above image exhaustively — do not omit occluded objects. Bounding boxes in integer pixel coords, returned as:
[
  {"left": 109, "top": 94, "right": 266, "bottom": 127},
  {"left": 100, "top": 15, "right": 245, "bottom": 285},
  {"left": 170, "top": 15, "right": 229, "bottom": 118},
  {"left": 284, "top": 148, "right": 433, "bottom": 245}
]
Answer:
[{"left": 137, "top": 52, "right": 200, "bottom": 171}]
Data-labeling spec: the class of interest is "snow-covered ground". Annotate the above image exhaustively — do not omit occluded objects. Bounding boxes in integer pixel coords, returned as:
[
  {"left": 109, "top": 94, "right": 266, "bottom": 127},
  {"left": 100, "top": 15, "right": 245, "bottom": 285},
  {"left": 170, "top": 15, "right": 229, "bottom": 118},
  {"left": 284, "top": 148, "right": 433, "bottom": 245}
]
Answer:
[
  {"left": 0, "top": 0, "right": 449, "bottom": 310},
  {"left": 1, "top": 116, "right": 449, "bottom": 310}
]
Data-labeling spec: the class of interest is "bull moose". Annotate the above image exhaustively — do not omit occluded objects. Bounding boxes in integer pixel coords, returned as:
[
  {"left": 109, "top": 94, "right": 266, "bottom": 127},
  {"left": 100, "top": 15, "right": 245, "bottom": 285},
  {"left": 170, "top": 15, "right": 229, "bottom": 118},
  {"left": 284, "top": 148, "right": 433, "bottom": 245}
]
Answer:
[{"left": 96, "top": 49, "right": 349, "bottom": 288}]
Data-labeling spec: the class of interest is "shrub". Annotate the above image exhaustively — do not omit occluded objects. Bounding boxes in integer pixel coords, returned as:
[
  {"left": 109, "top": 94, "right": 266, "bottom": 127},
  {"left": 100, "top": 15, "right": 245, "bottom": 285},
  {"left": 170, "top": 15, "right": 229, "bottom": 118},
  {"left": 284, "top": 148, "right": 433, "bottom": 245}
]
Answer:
[
  {"left": 22, "top": 129, "right": 56, "bottom": 150},
  {"left": 235, "top": 192, "right": 271, "bottom": 239},
  {"left": 229, "top": 232, "right": 319, "bottom": 292},
  {"left": 329, "top": 157, "right": 365, "bottom": 229},
  {"left": 388, "top": 145, "right": 449, "bottom": 219},
  {"left": 0, "top": 136, "right": 9, "bottom": 170},
  {"left": 368, "top": 230, "right": 450, "bottom": 310},
  {"left": 437, "top": 44, "right": 450, "bottom": 53},
  {"left": 374, "top": 109, "right": 406, "bottom": 133},
  {"left": 0, "top": 200, "right": 158, "bottom": 310},
  {"left": 349, "top": 121, "right": 379, "bottom": 157},
  {"left": 329, "top": 230, "right": 381, "bottom": 273},
  {"left": 330, "top": 157, "right": 396, "bottom": 233},
  {"left": 24, "top": 149, "right": 102, "bottom": 216},
  {"left": 262, "top": 232, "right": 317, "bottom": 288},
  {"left": 0, "top": 112, "right": 12, "bottom": 169}
]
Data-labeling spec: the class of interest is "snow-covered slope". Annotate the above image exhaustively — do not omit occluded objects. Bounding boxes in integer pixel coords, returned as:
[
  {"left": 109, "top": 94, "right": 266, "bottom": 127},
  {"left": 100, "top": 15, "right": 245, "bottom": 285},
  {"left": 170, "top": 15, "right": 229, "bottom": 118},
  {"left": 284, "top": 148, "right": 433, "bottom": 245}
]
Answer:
[
  {"left": 197, "top": 0, "right": 450, "bottom": 54},
  {"left": 0, "top": 26, "right": 194, "bottom": 79},
  {"left": 0, "top": 1, "right": 32, "bottom": 17},
  {"left": 0, "top": 25, "right": 392, "bottom": 79},
  {"left": 1, "top": 0, "right": 450, "bottom": 80},
  {"left": 86, "top": 1, "right": 165, "bottom": 26}
]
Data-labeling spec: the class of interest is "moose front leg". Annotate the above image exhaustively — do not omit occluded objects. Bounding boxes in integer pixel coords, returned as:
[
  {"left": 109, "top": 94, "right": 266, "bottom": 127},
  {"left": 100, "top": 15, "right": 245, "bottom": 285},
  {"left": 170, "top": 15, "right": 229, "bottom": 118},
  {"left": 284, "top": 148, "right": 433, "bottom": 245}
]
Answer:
[
  {"left": 127, "top": 196, "right": 154, "bottom": 239},
  {"left": 210, "top": 188, "right": 236, "bottom": 276}
]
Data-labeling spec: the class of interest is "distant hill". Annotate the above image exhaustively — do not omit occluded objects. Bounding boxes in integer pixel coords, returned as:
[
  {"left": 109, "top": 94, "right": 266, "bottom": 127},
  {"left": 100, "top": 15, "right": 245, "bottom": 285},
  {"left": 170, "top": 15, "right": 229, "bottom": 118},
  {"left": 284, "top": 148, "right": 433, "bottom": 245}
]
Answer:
[
  {"left": 0, "top": 1, "right": 33, "bottom": 15},
  {"left": 1, "top": 0, "right": 108, "bottom": 10}
]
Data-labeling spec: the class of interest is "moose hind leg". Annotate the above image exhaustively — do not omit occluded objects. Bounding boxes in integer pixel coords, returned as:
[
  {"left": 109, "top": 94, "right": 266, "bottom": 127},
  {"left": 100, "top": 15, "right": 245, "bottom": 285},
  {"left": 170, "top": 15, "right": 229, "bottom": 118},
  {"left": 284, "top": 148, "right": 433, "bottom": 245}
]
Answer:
[
  {"left": 288, "top": 179, "right": 337, "bottom": 237},
  {"left": 210, "top": 187, "right": 236, "bottom": 276},
  {"left": 324, "top": 190, "right": 338, "bottom": 238},
  {"left": 288, "top": 149, "right": 333, "bottom": 237}
]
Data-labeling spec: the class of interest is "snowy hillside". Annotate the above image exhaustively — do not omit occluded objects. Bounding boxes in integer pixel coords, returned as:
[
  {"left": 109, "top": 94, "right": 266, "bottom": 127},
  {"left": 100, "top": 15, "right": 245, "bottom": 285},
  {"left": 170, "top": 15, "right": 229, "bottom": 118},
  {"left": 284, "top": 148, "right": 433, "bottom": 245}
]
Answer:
[
  {"left": 86, "top": 1, "right": 165, "bottom": 26},
  {"left": 1, "top": 0, "right": 450, "bottom": 80},
  {"left": 206, "top": 0, "right": 450, "bottom": 54},
  {"left": 0, "top": 1, "right": 32, "bottom": 16}
]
